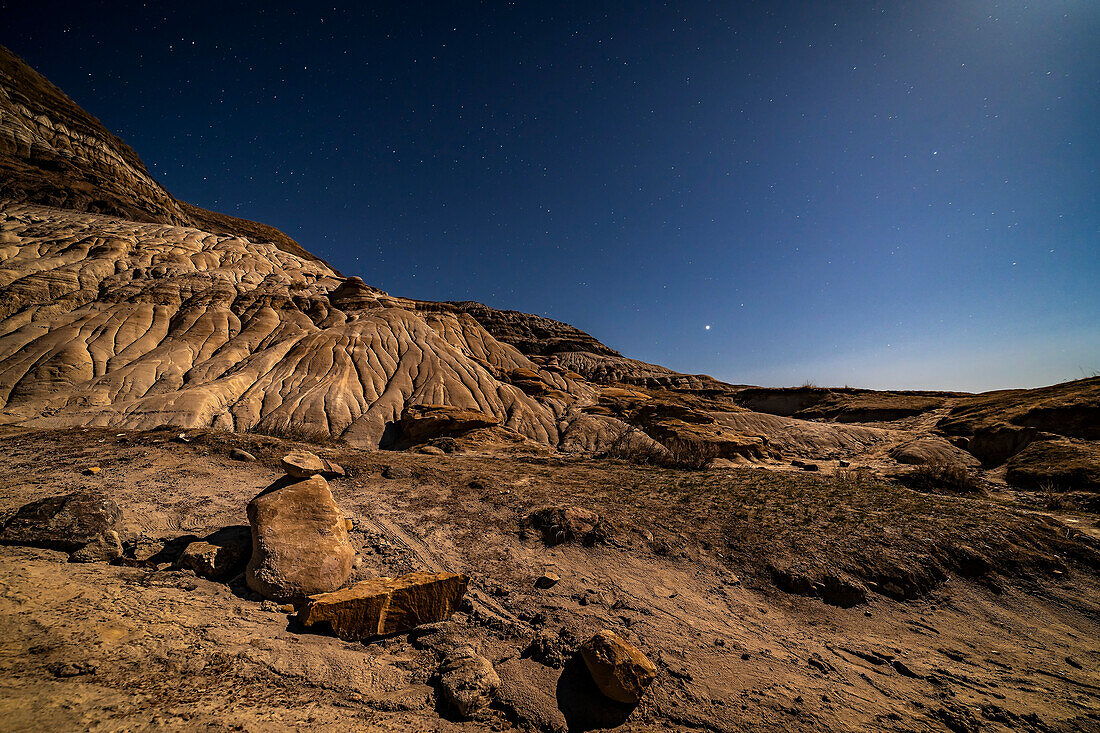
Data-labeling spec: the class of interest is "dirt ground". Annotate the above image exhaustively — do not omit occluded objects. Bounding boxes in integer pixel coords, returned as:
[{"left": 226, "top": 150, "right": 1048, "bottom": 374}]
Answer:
[{"left": 0, "top": 427, "right": 1098, "bottom": 732}]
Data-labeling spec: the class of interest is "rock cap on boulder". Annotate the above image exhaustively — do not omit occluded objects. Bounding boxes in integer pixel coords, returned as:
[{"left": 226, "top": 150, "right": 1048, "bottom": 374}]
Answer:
[{"left": 280, "top": 449, "right": 344, "bottom": 479}]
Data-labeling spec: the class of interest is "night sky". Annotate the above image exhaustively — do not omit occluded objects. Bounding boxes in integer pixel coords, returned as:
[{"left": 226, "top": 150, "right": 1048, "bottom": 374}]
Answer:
[{"left": 4, "top": 2, "right": 1097, "bottom": 391}]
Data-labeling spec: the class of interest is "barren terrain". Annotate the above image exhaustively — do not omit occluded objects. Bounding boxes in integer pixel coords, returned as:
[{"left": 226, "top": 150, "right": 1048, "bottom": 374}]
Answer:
[{"left": 1, "top": 426, "right": 1097, "bottom": 732}]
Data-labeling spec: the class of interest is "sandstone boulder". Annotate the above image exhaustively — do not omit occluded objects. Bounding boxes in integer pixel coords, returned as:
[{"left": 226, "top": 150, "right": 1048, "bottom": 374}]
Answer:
[
  {"left": 245, "top": 476, "right": 355, "bottom": 603},
  {"left": 230, "top": 448, "right": 256, "bottom": 462},
  {"left": 0, "top": 492, "right": 121, "bottom": 552},
  {"left": 280, "top": 450, "right": 344, "bottom": 479},
  {"left": 579, "top": 630, "right": 658, "bottom": 705},
  {"left": 297, "top": 570, "right": 468, "bottom": 640},
  {"left": 438, "top": 646, "right": 501, "bottom": 718}
]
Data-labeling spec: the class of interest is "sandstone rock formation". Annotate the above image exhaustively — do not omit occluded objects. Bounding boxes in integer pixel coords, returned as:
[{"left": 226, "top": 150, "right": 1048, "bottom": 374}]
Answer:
[
  {"left": 297, "top": 571, "right": 468, "bottom": 640},
  {"left": 0, "top": 491, "right": 121, "bottom": 553},
  {"left": 245, "top": 476, "right": 355, "bottom": 603},
  {"left": 579, "top": 629, "right": 658, "bottom": 705}
]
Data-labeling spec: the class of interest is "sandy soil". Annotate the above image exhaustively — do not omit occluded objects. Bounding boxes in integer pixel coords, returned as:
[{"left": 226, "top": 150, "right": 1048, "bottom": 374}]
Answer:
[{"left": 0, "top": 427, "right": 1098, "bottom": 732}]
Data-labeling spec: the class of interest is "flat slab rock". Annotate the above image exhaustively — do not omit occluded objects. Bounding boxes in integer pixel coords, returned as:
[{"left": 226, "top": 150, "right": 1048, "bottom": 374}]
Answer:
[
  {"left": 280, "top": 450, "right": 344, "bottom": 479},
  {"left": 298, "top": 571, "right": 469, "bottom": 640},
  {"left": 0, "top": 492, "right": 121, "bottom": 553}
]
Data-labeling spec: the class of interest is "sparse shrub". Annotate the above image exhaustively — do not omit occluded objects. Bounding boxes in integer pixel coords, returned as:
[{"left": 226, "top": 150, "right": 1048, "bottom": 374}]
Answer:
[
  {"left": 599, "top": 425, "right": 667, "bottom": 465},
  {"left": 659, "top": 437, "right": 721, "bottom": 470},
  {"left": 1040, "top": 481, "right": 1066, "bottom": 510},
  {"left": 899, "top": 461, "right": 983, "bottom": 494},
  {"left": 833, "top": 466, "right": 868, "bottom": 491},
  {"left": 247, "top": 421, "right": 341, "bottom": 447},
  {"left": 599, "top": 426, "right": 720, "bottom": 471}
]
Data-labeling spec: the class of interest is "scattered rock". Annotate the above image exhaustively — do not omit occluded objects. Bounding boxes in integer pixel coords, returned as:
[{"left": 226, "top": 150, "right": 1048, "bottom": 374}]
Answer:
[
  {"left": 48, "top": 661, "right": 96, "bottom": 678},
  {"left": 524, "top": 629, "right": 579, "bottom": 669},
  {"left": 0, "top": 491, "right": 122, "bottom": 552},
  {"left": 437, "top": 645, "right": 501, "bottom": 718},
  {"left": 579, "top": 630, "right": 658, "bottom": 705},
  {"left": 229, "top": 448, "right": 256, "bottom": 462},
  {"left": 535, "top": 572, "right": 560, "bottom": 589},
  {"left": 297, "top": 570, "right": 468, "bottom": 640},
  {"left": 69, "top": 530, "right": 123, "bottom": 563},
  {"left": 280, "top": 449, "right": 344, "bottom": 479},
  {"left": 525, "top": 506, "right": 611, "bottom": 546},
  {"left": 245, "top": 475, "right": 355, "bottom": 603}
]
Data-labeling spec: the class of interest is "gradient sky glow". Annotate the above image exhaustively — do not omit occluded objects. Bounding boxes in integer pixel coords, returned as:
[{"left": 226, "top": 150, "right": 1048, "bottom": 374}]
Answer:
[{"left": 4, "top": 1, "right": 1098, "bottom": 391}]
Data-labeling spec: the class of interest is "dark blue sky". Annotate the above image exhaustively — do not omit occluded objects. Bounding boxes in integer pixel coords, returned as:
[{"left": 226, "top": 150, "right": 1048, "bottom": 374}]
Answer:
[{"left": 4, "top": 1, "right": 1097, "bottom": 390}]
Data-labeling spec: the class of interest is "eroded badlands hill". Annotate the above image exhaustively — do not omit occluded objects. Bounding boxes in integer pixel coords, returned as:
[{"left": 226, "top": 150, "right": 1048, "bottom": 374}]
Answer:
[{"left": 1, "top": 42, "right": 1098, "bottom": 499}]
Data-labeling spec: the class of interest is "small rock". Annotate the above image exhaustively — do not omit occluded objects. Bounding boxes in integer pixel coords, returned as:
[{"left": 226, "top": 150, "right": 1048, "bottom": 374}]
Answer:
[
  {"left": 175, "top": 533, "right": 248, "bottom": 580},
  {"left": 82, "top": 466, "right": 101, "bottom": 476},
  {"left": 278, "top": 603, "right": 296, "bottom": 614},
  {"left": 438, "top": 645, "right": 501, "bottom": 718},
  {"left": 418, "top": 445, "right": 446, "bottom": 456},
  {"left": 48, "top": 661, "right": 96, "bottom": 678},
  {"left": 838, "top": 460, "right": 851, "bottom": 468},
  {"left": 524, "top": 629, "right": 578, "bottom": 669},
  {"left": 280, "top": 449, "right": 344, "bottom": 479},
  {"left": 174, "top": 433, "right": 192, "bottom": 443},
  {"left": 344, "top": 517, "right": 354, "bottom": 532},
  {"left": 230, "top": 448, "right": 257, "bottom": 462},
  {"left": 298, "top": 570, "right": 469, "bottom": 640},
  {"left": 579, "top": 630, "right": 658, "bottom": 705},
  {"left": 260, "top": 600, "right": 280, "bottom": 612},
  {"left": 69, "top": 531, "right": 123, "bottom": 563},
  {"left": 535, "top": 572, "right": 560, "bottom": 589}
]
